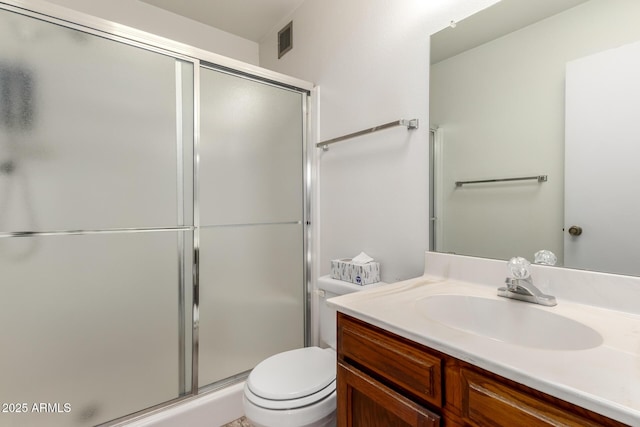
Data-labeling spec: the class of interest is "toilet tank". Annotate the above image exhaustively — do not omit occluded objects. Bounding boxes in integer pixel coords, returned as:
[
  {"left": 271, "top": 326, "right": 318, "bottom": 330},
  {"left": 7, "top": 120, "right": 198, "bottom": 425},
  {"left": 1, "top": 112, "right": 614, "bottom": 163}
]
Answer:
[{"left": 317, "top": 275, "right": 385, "bottom": 349}]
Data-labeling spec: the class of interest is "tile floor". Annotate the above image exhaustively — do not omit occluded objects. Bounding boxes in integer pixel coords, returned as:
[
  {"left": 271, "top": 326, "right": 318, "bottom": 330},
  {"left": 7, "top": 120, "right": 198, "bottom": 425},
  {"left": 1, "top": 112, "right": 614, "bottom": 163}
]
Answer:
[{"left": 221, "top": 416, "right": 252, "bottom": 427}]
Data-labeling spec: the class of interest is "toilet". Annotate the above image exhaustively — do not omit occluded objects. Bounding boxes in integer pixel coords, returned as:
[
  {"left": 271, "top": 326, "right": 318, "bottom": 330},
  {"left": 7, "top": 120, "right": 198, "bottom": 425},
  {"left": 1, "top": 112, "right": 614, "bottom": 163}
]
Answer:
[{"left": 242, "top": 276, "right": 384, "bottom": 427}]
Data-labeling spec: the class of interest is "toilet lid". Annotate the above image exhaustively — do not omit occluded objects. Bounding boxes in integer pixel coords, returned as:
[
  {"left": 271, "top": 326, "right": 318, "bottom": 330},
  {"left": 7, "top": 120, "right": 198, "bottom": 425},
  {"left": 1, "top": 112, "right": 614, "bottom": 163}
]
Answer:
[{"left": 247, "top": 347, "right": 336, "bottom": 401}]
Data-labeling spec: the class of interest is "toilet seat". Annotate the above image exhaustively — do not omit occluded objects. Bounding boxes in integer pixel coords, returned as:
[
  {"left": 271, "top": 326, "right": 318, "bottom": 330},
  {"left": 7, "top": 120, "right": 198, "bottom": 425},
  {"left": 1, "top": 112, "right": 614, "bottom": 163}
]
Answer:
[
  {"left": 246, "top": 347, "right": 336, "bottom": 410},
  {"left": 245, "top": 379, "right": 335, "bottom": 410}
]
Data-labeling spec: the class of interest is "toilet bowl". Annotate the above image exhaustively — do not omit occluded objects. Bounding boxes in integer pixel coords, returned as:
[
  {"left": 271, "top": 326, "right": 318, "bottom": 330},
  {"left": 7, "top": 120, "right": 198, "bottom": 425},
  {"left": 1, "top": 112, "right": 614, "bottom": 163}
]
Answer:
[
  {"left": 242, "top": 276, "right": 385, "bottom": 427},
  {"left": 243, "top": 347, "right": 337, "bottom": 427}
]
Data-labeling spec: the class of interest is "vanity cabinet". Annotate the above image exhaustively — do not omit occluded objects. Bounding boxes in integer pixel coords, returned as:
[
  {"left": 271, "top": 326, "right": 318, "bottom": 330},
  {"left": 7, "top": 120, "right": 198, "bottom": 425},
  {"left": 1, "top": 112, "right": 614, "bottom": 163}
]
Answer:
[{"left": 337, "top": 313, "right": 627, "bottom": 427}]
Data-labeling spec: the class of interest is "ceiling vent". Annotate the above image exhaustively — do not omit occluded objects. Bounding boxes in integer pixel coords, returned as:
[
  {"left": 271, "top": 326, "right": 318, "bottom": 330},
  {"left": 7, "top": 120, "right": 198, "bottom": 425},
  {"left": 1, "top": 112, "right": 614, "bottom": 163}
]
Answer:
[{"left": 278, "top": 21, "right": 293, "bottom": 59}]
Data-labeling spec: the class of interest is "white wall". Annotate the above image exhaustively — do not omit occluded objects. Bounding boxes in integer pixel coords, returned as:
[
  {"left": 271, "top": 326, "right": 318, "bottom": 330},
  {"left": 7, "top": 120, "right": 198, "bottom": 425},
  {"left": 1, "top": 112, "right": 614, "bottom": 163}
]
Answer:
[
  {"left": 430, "top": 0, "right": 640, "bottom": 264},
  {"left": 38, "top": 0, "right": 259, "bottom": 64},
  {"left": 259, "top": 0, "right": 500, "bottom": 282}
]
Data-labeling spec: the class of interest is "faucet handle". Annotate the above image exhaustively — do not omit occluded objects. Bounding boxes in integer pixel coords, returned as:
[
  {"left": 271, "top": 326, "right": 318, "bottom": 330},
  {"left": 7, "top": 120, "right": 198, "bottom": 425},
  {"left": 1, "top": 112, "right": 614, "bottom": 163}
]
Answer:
[
  {"left": 507, "top": 257, "right": 531, "bottom": 279},
  {"left": 534, "top": 250, "right": 557, "bottom": 266}
]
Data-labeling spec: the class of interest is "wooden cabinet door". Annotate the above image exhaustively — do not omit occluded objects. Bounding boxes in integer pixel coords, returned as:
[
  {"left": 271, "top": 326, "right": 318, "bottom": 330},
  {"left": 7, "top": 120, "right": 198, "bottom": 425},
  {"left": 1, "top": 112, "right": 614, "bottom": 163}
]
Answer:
[{"left": 337, "top": 362, "right": 440, "bottom": 427}]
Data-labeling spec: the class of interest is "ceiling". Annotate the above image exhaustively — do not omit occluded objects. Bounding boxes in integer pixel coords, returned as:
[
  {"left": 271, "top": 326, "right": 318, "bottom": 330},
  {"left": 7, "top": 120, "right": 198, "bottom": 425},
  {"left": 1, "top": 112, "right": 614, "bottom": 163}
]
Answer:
[
  {"left": 431, "top": 0, "right": 588, "bottom": 64},
  {"left": 139, "top": 0, "right": 589, "bottom": 58},
  {"left": 139, "top": 0, "right": 305, "bottom": 43}
]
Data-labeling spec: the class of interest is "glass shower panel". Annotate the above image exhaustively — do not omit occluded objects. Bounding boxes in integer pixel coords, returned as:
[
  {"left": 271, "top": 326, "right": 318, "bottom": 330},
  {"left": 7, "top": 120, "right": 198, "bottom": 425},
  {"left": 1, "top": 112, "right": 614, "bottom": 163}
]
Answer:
[
  {"left": 0, "top": 9, "right": 193, "bottom": 232},
  {"left": 199, "top": 67, "right": 303, "bottom": 225},
  {"left": 0, "top": 230, "right": 189, "bottom": 427},
  {"left": 198, "top": 224, "right": 304, "bottom": 384},
  {"left": 198, "top": 66, "right": 305, "bottom": 387}
]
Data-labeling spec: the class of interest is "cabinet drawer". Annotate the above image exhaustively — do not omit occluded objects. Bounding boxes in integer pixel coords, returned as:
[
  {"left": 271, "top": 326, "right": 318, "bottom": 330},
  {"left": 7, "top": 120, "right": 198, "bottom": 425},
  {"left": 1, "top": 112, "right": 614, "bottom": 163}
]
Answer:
[
  {"left": 338, "top": 313, "right": 443, "bottom": 407},
  {"left": 459, "top": 368, "right": 614, "bottom": 427}
]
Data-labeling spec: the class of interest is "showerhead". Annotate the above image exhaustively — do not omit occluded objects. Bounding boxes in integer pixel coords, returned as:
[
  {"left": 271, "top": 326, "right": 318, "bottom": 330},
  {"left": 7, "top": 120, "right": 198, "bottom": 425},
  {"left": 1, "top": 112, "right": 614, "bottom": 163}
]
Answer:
[
  {"left": 0, "top": 160, "right": 15, "bottom": 175},
  {"left": 0, "top": 64, "right": 35, "bottom": 131}
]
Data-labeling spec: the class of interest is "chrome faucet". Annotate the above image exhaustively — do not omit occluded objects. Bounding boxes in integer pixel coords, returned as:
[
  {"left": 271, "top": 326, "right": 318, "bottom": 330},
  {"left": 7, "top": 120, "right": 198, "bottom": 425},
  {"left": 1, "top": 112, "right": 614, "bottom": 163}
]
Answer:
[{"left": 498, "top": 257, "right": 557, "bottom": 306}]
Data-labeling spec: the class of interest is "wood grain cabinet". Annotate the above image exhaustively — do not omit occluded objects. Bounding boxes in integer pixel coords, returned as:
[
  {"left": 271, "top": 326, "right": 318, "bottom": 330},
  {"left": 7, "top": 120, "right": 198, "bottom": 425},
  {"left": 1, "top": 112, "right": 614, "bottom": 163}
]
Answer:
[{"left": 337, "top": 313, "right": 627, "bottom": 427}]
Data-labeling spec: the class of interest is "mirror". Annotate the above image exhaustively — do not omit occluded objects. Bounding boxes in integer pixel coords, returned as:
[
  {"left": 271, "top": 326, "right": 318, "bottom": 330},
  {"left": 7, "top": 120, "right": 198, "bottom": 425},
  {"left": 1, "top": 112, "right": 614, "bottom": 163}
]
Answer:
[{"left": 429, "top": 0, "right": 640, "bottom": 276}]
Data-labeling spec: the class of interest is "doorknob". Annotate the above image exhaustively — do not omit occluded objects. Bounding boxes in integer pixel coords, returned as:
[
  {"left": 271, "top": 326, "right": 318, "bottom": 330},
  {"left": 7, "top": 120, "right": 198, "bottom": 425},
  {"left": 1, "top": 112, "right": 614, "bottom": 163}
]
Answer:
[{"left": 568, "top": 225, "right": 583, "bottom": 236}]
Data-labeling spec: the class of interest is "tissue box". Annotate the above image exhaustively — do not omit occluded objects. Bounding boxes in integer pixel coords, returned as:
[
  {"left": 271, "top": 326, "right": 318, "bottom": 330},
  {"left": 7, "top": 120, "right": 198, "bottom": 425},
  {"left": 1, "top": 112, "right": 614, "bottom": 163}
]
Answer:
[{"left": 330, "top": 259, "right": 380, "bottom": 285}]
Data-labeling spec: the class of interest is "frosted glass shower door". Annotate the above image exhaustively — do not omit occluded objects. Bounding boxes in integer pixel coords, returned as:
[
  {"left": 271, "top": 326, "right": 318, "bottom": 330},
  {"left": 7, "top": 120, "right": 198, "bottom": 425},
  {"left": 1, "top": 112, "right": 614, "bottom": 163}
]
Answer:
[
  {"left": 198, "top": 66, "right": 305, "bottom": 386},
  {"left": 0, "top": 7, "right": 194, "bottom": 427}
]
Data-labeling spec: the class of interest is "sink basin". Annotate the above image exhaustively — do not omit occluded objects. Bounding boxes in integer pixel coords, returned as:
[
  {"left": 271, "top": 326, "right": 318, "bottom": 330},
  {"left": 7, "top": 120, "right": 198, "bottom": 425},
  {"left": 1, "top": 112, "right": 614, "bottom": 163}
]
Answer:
[{"left": 415, "top": 295, "right": 603, "bottom": 350}]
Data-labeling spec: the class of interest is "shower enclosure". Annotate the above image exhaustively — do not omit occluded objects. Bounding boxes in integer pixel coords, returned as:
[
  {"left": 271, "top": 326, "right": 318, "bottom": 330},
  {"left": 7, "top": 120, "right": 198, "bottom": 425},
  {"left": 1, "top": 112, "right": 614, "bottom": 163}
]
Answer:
[{"left": 0, "top": 4, "right": 310, "bottom": 427}]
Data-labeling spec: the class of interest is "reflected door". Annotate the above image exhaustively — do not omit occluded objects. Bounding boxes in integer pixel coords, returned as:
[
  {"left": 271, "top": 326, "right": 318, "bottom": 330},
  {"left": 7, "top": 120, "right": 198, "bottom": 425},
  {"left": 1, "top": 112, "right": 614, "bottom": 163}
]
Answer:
[
  {"left": 198, "top": 66, "right": 306, "bottom": 387},
  {"left": 564, "top": 40, "right": 640, "bottom": 275}
]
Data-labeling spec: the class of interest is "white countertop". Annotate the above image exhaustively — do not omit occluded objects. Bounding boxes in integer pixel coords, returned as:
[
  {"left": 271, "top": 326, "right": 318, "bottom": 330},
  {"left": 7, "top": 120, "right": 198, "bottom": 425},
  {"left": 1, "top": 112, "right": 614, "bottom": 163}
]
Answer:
[{"left": 328, "top": 275, "right": 640, "bottom": 425}]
